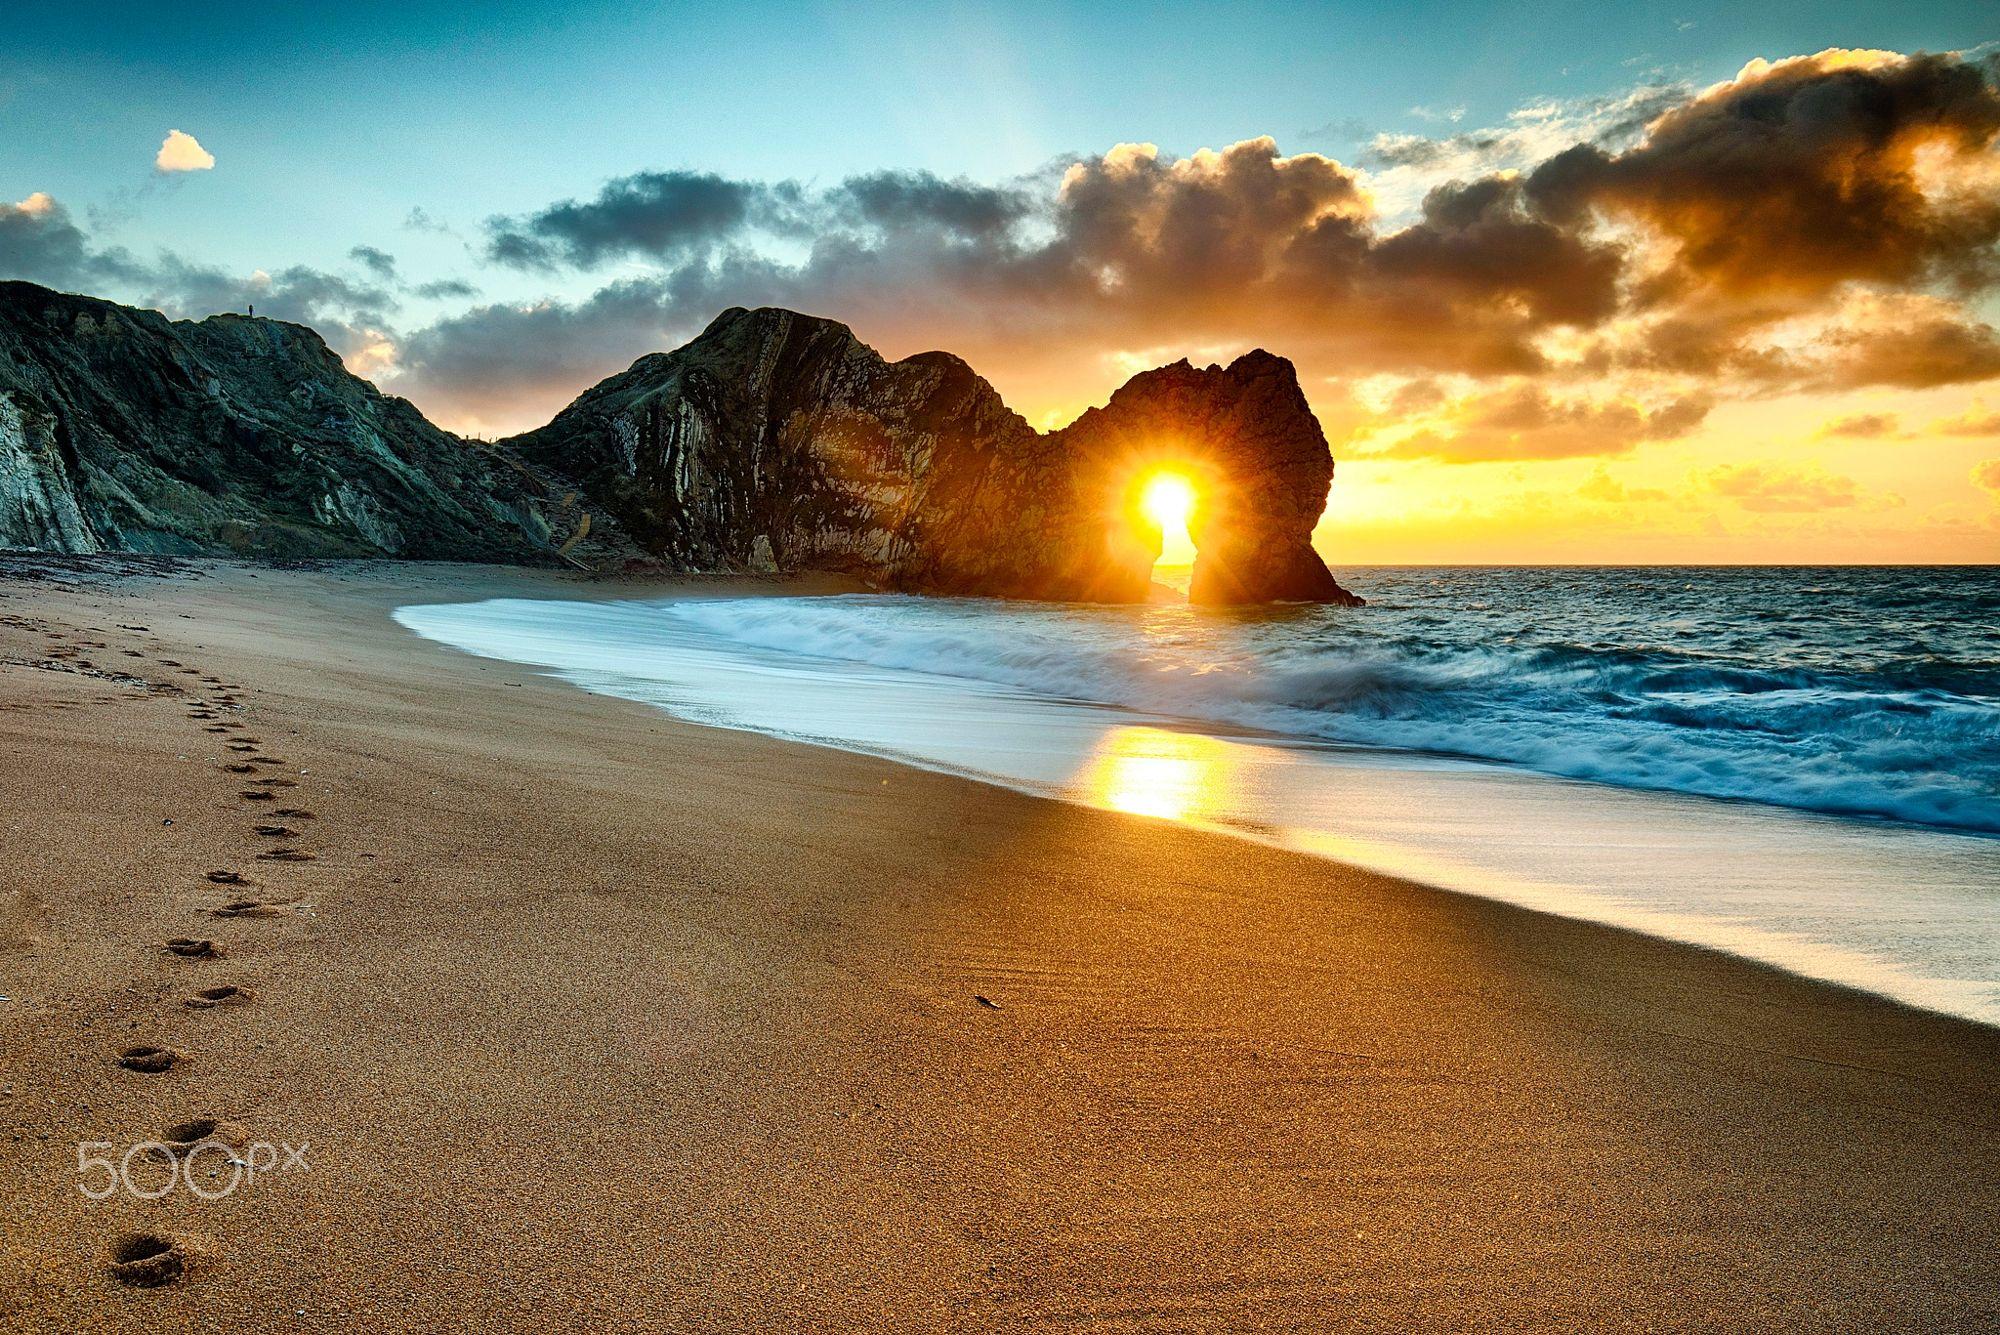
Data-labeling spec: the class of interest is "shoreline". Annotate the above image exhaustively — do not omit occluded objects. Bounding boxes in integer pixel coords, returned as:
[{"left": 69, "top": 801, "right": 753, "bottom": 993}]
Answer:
[
  {"left": 397, "top": 586, "right": 2000, "bottom": 1028},
  {"left": 1, "top": 558, "right": 1996, "bottom": 1330}
]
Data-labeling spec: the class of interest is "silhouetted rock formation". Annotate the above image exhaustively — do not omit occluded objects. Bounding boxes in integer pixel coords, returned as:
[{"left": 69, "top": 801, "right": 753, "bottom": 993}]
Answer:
[
  {"left": 513, "top": 307, "right": 1363, "bottom": 605},
  {"left": 0, "top": 284, "right": 1360, "bottom": 604},
  {"left": 1038, "top": 351, "right": 1359, "bottom": 606},
  {"left": 0, "top": 283, "right": 608, "bottom": 562}
]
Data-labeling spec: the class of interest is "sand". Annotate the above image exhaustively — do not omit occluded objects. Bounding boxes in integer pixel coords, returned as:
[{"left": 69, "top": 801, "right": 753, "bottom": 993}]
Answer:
[{"left": 0, "top": 557, "right": 1993, "bottom": 1333}]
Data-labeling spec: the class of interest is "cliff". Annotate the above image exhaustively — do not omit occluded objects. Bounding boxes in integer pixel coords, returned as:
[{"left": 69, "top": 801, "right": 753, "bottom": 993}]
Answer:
[{"left": 0, "top": 283, "right": 610, "bottom": 562}]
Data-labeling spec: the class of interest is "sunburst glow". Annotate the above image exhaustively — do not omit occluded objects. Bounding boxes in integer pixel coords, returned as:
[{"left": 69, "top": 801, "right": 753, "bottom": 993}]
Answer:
[{"left": 1140, "top": 472, "right": 1196, "bottom": 531}]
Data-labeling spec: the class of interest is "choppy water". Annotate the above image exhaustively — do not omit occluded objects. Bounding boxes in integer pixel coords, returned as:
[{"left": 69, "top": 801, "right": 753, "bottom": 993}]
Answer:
[{"left": 395, "top": 567, "right": 2000, "bottom": 1025}]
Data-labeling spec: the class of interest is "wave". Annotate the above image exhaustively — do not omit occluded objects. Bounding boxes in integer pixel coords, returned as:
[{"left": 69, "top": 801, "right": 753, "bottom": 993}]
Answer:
[{"left": 664, "top": 592, "right": 2000, "bottom": 833}]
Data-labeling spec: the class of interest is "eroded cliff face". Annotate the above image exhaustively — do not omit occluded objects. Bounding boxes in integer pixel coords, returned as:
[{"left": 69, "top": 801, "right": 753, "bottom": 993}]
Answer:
[
  {"left": 508, "top": 307, "right": 1036, "bottom": 576},
  {"left": 0, "top": 283, "right": 611, "bottom": 562},
  {"left": 511, "top": 307, "right": 1363, "bottom": 605}
]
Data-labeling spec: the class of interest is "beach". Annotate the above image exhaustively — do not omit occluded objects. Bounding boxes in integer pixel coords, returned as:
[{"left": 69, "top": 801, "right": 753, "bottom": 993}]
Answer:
[{"left": 0, "top": 558, "right": 1996, "bottom": 1332}]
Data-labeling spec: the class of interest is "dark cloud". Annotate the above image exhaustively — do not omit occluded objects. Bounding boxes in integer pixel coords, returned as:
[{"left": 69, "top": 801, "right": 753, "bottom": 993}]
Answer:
[
  {"left": 1526, "top": 50, "right": 2000, "bottom": 304},
  {"left": 349, "top": 245, "right": 398, "bottom": 280},
  {"left": 824, "top": 171, "right": 1033, "bottom": 240},
  {"left": 393, "top": 277, "right": 687, "bottom": 424},
  {"left": 1808, "top": 302, "right": 2000, "bottom": 389},
  {"left": 412, "top": 277, "right": 479, "bottom": 300},
  {"left": 484, "top": 171, "right": 767, "bottom": 270},
  {"left": 0, "top": 192, "right": 144, "bottom": 291}
]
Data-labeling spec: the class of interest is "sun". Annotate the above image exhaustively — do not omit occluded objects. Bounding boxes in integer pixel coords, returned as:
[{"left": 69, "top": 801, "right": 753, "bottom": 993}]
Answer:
[{"left": 1140, "top": 472, "right": 1196, "bottom": 531}]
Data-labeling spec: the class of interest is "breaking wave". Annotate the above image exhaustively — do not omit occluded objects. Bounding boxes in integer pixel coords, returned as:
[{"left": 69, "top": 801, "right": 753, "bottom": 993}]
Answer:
[{"left": 665, "top": 567, "right": 2000, "bottom": 833}]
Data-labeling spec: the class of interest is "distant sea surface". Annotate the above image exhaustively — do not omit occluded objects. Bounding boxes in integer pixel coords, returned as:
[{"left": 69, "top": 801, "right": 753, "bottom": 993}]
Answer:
[{"left": 398, "top": 567, "right": 2000, "bottom": 1024}]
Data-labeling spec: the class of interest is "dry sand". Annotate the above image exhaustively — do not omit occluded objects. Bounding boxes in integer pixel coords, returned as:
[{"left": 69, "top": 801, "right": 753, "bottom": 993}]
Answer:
[{"left": 0, "top": 557, "right": 1994, "bottom": 1332}]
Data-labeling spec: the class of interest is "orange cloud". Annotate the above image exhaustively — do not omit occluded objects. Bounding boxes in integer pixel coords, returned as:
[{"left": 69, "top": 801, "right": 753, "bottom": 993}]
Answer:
[
  {"left": 1359, "top": 383, "right": 1710, "bottom": 463},
  {"left": 1705, "top": 463, "right": 1865, "bottom": 512},
  {"left": 1817, "top": 412, "right": 1900, "bottom": 439}
]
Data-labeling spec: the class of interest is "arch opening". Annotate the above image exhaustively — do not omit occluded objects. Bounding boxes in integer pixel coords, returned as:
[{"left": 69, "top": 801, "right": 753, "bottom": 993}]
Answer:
[{"left": 1139, "top": 470, "right": 1198, "bottom": 595}]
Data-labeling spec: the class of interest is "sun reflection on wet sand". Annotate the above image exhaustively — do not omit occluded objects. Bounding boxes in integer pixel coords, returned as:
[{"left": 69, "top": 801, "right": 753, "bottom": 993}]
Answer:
[
  {"left": 1078, "top": 724, "right": 1506, "bottom": 891},
  {"left": 1081, "top": 725, "right": 1238, "bottom": 821}
]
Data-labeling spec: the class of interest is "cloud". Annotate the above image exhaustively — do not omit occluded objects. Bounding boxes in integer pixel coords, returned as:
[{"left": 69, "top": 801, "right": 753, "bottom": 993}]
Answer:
[
  {"left": 349, "top": 245, "right": 398, "bottom": 281},
  {"left": 1805, "top": 299, "right": 2000, "bottom": 389},
  {"left": 484, "top": 171, "right": 771, "bottom": 270},
  {"left": 154, "top": 129, "right": 215, "bottom": 174},
  {"left": 1525, "top": 49, "right": 2000, "bottom": 306},
  {"left": 1361, "top": 82, "right": 1689, "bottom": 209},
  {"left": 1973, "top": 458, "right": 2000, "bottom": 494},
  {"left": 1933, "top": 401, "right": 2000, "bottom": 435},
  {"left": 403, "top": 207, "right": 456, "bottom": 235},
  {"left": 1578, "top": 466, "right": 1671, "bottom": 502},
  {"left": 1704, "top": 463, "right": 1864, "bottom": 511},
  {"left": 0, "top": 191, "right": 143, "bottom": 291},
  {"left": 393, "top": 277, "right": 684, "bottom": 426},
  {"left": 1361, "top": 384, "right": 1711, "bottom": 462},
  {"left": 411, "top": 277, "right": 479, "bottom": 300},
  {"left": 1817, "top": 411, "right": 1899, "bottom": 438}
]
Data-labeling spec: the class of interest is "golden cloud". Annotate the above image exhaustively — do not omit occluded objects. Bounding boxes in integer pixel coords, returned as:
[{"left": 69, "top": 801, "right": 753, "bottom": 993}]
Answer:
[{"left": 155, "top": 130, "right": 215, "bottom": 174}]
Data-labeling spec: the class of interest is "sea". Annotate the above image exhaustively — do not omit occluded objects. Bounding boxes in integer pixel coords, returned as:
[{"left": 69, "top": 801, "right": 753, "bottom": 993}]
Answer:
[{"left": 395, "top": 567, "right": 2000, "bottom": 1025}]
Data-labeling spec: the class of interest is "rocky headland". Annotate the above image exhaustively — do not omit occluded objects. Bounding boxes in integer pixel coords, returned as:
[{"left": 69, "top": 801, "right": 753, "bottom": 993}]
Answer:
[{"left": 0, "top": 283, "right": 1361, "bottom": 605}]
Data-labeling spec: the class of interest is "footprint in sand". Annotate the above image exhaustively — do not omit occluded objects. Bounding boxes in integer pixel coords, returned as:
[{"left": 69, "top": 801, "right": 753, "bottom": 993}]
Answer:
[
  {"left": 164, "top": 938, "right": 220, "bottom": 959},
  {"left": 226, "top": 741, "right": 257, "bottom": 752},
  {"left": 253, "top": 824, "right": 296, "bottom": 838},
  {"left": 222, "top": 763, "right": 256, "bottom": 774},
  {"left": 211, "top": 899, "right": 284, "bottom": 918},
  {"left": 184, "top": 985, "right": 253, "bottom": 1009},
  {"left": 116, "top": 1046, "right": 179, "bottom": 1074},
  {"left": 259, "top": 778, "right": 297, "bottom": 789},
  {"left": 106, "top": 1233, "right": 190, "bottom": 1288},
  {"left": 239, "top": 790, "right": 275, "bottom": 801},
  {"left": 153, "top": 1118, "right": 247, "bottom": 1159},
  {"left": 204, "top": 870, "right": 248, "bottom": 885},
  {"left": 272, "top": 808, "right": 314, "bottom": 820},
  {"left": 255, "top": 849, "right": 315, "bottom": 863}
]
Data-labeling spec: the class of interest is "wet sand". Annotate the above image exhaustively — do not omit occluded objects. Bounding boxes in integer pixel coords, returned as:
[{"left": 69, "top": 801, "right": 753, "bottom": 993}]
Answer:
[{"left": 0, "top": 557, "right": 1994, "bottom": 1332}]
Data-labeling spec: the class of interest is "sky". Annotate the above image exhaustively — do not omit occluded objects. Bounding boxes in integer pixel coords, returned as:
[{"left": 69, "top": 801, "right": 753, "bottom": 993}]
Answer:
[{"left": 4, "top": 0, "right": 1999, "bottom": 562}]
